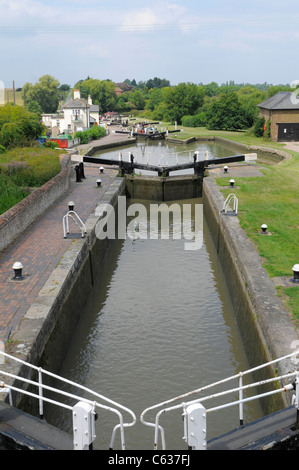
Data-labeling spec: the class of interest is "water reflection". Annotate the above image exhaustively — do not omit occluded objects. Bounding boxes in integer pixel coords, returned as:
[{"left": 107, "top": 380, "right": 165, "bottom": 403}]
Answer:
[{"left": 93, "top": 139, "right": 278, "bottom": 176}]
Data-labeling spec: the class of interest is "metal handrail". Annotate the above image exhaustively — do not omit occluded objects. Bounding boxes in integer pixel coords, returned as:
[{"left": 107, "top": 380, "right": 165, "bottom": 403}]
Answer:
[
  {"left": 140, "top": 352, "right": 299, "bottom": 450},
  {"left": 223, "top": 193, "right": 238, "bottom": 214},
  {"left": 0, "top": 350, "right": 136, "bottom": 450}
]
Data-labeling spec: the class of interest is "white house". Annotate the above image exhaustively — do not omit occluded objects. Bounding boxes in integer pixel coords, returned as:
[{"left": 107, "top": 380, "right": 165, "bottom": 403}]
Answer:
[
  {"left": 62, "top": 89, "right": 100, "bottom": 133},
  {"left": 41, "top": 89, "right": 100, "bottom": 135}
]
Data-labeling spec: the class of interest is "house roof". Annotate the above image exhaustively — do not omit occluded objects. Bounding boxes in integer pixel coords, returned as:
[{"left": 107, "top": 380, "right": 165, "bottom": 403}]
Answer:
[
  {"left": 115, "top": 82, "right": 134, "bottom": 92},
  {"left": 63, "top": 98, "right": 90, "bottom": 109},
  {"left": 258, "top": 91, "right": 299, "bottom": 110},
  {"left": 90, "top": 104, "right": 99, "bottom": 112}
]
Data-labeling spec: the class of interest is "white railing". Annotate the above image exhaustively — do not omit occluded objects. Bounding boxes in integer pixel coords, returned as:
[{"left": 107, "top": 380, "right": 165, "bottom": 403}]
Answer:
[
  {"left": 222, "top": 193, "right": 238, "bottom": 215},
  {"left": 140, "top": 352, "right": 299, "bottom": 450},
  {"left": 0, "top": 351, "right": 136, "bottom": 450}
]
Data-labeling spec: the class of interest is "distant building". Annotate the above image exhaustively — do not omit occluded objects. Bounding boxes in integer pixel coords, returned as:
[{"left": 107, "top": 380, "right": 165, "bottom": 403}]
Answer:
[
  {"left": 258, "top": 91, "right": 299, "bottom": 141},
  {"left": 41, "top": 89, "right": 100, "bottom": 134},
  {"left": 62, "top": 89, "right": 99, "bottom": 133},
  {"left": 114, "top": 83, "right": 134, "bottom": 95}
]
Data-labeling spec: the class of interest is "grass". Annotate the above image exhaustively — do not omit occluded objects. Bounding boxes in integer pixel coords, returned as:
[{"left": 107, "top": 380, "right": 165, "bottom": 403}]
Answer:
[
  {"left": 0, "top": 147, "right": 62, "bottom": 214},
  {"left": 215, "top": 149, "right": 299, "bottom": 325}
]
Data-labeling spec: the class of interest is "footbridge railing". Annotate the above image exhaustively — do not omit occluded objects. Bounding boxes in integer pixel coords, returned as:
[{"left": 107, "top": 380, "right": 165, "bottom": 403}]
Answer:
[
  {"left": 140, "top": 352, "right": 299, "bottom": 450},
  {"left": 0, "top": 350, "right": 136, "bottom": 450}
]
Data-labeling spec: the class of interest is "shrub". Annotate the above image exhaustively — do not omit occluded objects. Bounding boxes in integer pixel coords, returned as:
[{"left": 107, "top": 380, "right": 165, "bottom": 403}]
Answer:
[
  {"left": 181, "top": 113, "right": 207, "bottom": 127},
  {"left": 253, "top": 117, "right": 265, "bottom": 137},
  {"left": 75, "top": 125, "right": 106, "bottom": 143}
]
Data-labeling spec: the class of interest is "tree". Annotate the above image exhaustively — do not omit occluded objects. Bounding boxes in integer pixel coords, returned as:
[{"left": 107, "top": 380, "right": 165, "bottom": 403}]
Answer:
[
  {"left": 59, "top": 84, "right": 70, "bottom": 91},
  {"left": 22, "top": 75, "right": 60, "bottom": 114},
  {"left": 163, "top": 83, "right": 205, "bottom": 124},
  {"left": 203, "top": 82, "right": 220, "bottom": 97},
  {"left": 146, "top": 88, "right": 163, "bottom": 111},
  {"left": 146, "top": 77, "right": 171, "bottom": 89},
  {"left": 0, "top": 104, "right": 43, "bottom": 148},
  {"left": 206, "top": 92, "right": 248, "bottom": 131},
  {"left": 74, "top": 78, "right": 118, "bottom": 113},
  {"left": 129, "top": 90, "right": 145, "bottom": 110}
]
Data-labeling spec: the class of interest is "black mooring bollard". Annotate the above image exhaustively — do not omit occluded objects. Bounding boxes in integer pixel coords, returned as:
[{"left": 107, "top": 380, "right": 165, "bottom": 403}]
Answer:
[
  {"left": 291, "top": 264, "right": 299, "bottom": 283},
  {"left": 12, "top": 262, "right": 25, "bottom": 281},
  {"left": 68, "top": 201, "right": 74, "bottom": 211},
  {"left": 79, "top": 162, "right": 86, "bottom": 179},
  {"left": 74, "top": 165, "right": 82, "bottom": 182}
]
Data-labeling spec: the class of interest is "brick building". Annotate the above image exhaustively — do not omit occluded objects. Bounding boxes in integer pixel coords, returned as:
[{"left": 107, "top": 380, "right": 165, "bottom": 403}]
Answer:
[{"left": 258, "top": 91, "right": 299, "bottom": 142}]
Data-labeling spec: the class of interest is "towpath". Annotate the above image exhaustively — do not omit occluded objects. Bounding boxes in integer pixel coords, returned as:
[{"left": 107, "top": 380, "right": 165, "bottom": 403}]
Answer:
[{"left": 0, "top": 130, "right": 130, "bottom": 343}]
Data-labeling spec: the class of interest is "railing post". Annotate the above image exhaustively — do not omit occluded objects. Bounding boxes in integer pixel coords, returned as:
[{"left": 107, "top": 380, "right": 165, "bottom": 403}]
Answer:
[
  {"left": 239, "top": 373, "right": 244, "bottom": 425},
  {"left": 73, "top": 401, "right": 97, "bottom": 450},
  {"left": 294, "top": 376, "right": 299, "bottom": 429},
  {"left": 184, "top": 403, "right": 207, "bottom": 450},
  {"left": 38, "top": 368, "right": 44, "bottom": 419}
]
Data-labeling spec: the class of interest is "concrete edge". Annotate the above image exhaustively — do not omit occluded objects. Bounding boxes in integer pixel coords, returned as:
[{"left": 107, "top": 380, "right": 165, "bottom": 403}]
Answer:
[{"left": 202, "top": 176, "right": 298, "bottom": 378}]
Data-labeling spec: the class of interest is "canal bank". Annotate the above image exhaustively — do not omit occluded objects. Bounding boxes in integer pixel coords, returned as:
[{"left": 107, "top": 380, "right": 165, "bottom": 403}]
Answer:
[{"left": 0, "top": 133, "right": 298, "bottom": 445}]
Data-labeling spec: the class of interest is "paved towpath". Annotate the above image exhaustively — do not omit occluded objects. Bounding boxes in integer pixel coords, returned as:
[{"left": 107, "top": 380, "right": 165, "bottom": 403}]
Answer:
[{"left": 0, "top": 131, "right": 132, "bottom": 343}]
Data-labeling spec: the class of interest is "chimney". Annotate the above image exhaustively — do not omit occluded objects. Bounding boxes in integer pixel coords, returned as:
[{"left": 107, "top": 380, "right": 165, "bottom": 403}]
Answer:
[
  {"left": 88, "top": 95, "right": 92, "bottom": 105},
  {"left": 74, "top": 89, "right": 81, "bottom": 99}
]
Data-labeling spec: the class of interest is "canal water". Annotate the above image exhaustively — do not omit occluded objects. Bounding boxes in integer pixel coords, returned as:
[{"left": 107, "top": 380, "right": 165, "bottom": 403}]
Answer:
[
  {"left": 44, "top": 140, "right": 277, "bottom": 449},
  {"left": 90, "top": 136, "right": 279, "bottom": 174}
]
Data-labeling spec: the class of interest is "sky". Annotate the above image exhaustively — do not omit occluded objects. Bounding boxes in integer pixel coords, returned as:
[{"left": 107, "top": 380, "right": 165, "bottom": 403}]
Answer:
[{"left": 1, "top": 0, "right": 299, "bottom": 90}]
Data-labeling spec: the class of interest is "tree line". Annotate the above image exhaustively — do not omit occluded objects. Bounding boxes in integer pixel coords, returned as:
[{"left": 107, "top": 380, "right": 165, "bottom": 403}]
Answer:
[{"left": 0, "top": 74, "right": 293, "bottom": 150}]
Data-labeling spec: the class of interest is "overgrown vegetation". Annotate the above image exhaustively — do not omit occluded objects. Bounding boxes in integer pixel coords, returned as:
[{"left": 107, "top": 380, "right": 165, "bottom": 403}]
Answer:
[
  {"left": 0, "top": 104, "right": 44, "bottom": 149},
  {"left": 0, "top": 147, "right": 62, "bottom": 214}
]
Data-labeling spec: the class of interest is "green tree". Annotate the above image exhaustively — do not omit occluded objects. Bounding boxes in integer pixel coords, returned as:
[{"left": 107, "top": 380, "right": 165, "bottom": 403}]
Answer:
[
  {"left": 203, "top": 82, "right": 220, "bottom": 97},
  {"left": 206, "top": 92, "right": 249, "bottom": 130},
  {"left": 146, "top": 77, "right": 171, "bottom": 89},
  {"left": 146, "top": 88, "right": 163, "bottom": 111},
  {"left": 163, "top": 83, "right": 205, "bottom": 124},
  {"left": 22, "top": 75, "right": 60, "bottom": 114},
  {"left": 129, "top": 90, "right": 145, "bottom": 110},
  {"left": 0, "top": 104, "right": 43, "bottom": 148},
  {"left": 75, "top": 78, "right": 117, "bottom": 113}
]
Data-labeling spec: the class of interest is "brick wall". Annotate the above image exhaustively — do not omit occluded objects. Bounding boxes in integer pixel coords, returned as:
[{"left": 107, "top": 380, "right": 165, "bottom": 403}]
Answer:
[
  {"left": 259, "top": 108, "right": 299, "bottom": 141},
  {"left": 0, "top": 155, "right": 71, "bottom": 252}
]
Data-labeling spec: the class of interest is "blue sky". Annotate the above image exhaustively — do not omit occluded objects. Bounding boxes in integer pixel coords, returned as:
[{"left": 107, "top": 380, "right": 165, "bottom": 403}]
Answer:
[{"left": 1, "top": 0, "right": 299, "bottom": 89}]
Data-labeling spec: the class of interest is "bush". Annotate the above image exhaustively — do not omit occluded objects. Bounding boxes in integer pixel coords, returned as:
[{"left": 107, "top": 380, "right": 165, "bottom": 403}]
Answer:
[
  {"left": 74, "top": 125, "right": 106, "bottom": 144},
  {"left": 181, "top": 113, "right": 206, "bottom": 127},
  {"left": 253, "top": 117, "right": 265, "bottom": 137},
  {"left": 0, "top": 104, "right": 44, "bottom": 149}
]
